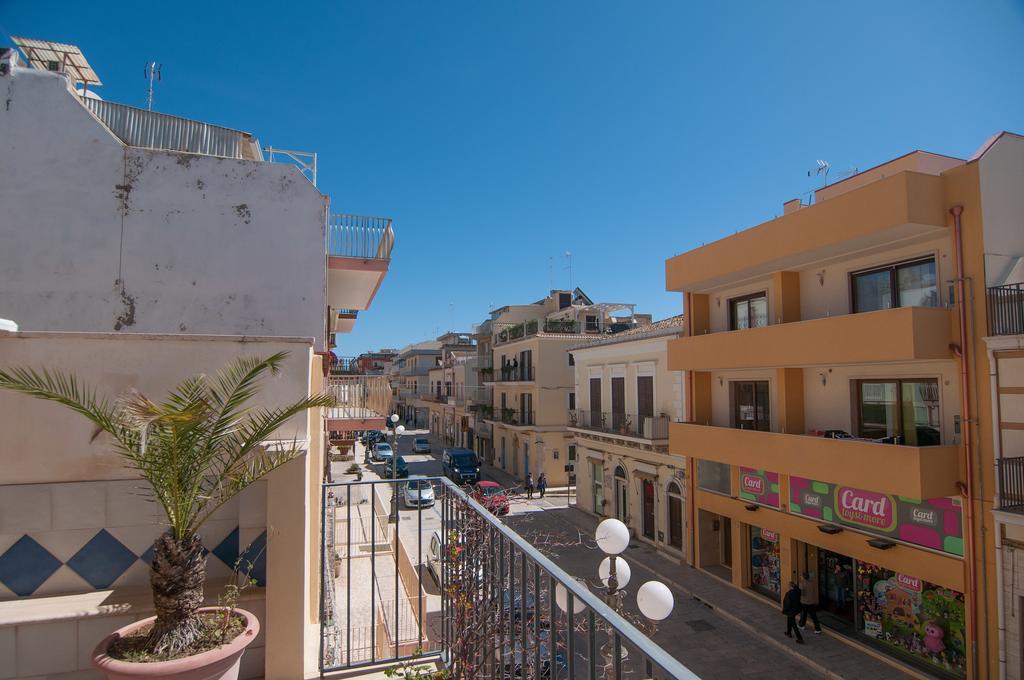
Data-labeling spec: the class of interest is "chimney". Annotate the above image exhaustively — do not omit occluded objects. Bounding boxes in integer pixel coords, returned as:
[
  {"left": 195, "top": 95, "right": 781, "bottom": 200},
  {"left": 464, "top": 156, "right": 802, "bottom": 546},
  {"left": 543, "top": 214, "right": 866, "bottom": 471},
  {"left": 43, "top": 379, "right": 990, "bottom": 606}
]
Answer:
[{"left": 783, "top": 198, "right": 802, "bottom": 215}]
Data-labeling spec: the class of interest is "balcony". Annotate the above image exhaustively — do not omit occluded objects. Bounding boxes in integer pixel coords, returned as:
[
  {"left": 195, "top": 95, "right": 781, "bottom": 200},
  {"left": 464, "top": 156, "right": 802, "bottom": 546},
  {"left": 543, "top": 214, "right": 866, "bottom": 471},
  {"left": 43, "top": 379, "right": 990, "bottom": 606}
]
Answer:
[
  {"left": 327, "top": 214, "right": 395, "bottom": 311},
  {"left": 333, "top": 309, "right": 359, "bottom": 333},
  {"left": 484, "top": 365, "right": 535, "bottom": 383},
  {"left": 493, "top": 318, "right": 588, "bottom": 346},
  {"left": 989, "top": 283, "right": 1024, "bottom": 336},
  {"left": 486, "top": 408, "right": 535, "bottom": 427},
  {"left": 998, "top": 456, "right": 1024, "bottom": 513},
  {"left": 666, "top": 171, "right": 948, "bottom": 292},
  {"left": 447, "top": 385, "right": 492, "bottom": 407},
  {"left": 670, "top": 421, "right": 960, "bottom": 499},
  {"left": 669, "top": 305, "right": 954, "bottom": 371},
  {"left": 325, "top": 375, "right": 392, "bottom": 431},
  {"left": 329, "top": 355, "right": 362, "bottom": 375},
  {"left": 569, "top": 410, "right": 670, "bottom": 440},
  {"left": 319, "top": 478, "right": 694, "bottom": 678}
]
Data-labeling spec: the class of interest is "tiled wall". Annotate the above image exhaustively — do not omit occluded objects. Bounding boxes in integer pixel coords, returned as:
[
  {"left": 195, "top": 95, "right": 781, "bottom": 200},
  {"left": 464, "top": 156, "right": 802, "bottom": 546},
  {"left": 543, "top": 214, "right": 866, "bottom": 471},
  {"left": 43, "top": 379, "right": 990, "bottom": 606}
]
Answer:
[{"left": 0, "top": 479, "right": 267, "bottom": 599}]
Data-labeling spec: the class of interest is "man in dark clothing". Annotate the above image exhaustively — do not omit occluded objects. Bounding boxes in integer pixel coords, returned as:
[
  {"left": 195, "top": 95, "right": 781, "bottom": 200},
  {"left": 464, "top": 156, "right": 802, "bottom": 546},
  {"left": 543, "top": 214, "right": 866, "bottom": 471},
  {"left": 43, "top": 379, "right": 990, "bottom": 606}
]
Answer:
[{"left": 782, "top": 582, "right": 805, "bottom": 643}]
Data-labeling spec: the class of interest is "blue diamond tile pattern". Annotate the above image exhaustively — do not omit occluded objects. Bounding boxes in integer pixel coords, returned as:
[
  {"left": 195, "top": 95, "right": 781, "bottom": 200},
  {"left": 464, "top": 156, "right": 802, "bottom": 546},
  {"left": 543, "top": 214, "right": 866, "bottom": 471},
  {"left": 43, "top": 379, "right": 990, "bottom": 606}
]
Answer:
[
  {"left": 212, "top": 527, "right": 239, "bottom": 570},
  {"left": 238, "top": 531, "right": 267, "bottom": 586},
  {"left": 0, "top": 535, "right": 62, "bottom": 596},
  {"left": 140, "top": 545, "right": 155, "bottom": 566},
  {"left": 67, "top": 529, "right": 138, "bottom": 589}
]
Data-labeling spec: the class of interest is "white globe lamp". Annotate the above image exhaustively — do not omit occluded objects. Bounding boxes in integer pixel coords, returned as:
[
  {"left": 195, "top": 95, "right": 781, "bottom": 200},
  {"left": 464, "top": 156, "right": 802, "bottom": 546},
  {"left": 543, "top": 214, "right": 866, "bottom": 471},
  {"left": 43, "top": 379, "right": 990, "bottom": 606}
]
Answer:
[
  {"left": 598, "top": 556, "right": 631, "bottom": 589},
  {"left": 396, "top": 425, "right": 405, "bottom": 436},
  {"left": 636, "top": 581, "right": 674, "bottom": 622},
  {"left": 555, "top": 581, "right": 588, "bottom": 615},
  {"left": 595, "top": 518, "right": 630, "bottom": 555},
  {"left": 390, "top": 413, "right": 400, "bottom": 424}
]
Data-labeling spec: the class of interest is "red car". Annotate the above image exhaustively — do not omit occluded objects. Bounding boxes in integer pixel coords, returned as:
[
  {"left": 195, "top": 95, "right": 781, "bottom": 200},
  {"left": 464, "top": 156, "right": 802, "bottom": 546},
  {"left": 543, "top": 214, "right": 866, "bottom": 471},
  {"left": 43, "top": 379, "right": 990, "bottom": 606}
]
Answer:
[{"left": 471, "top": 481, "right": 510, "bottom": 515}]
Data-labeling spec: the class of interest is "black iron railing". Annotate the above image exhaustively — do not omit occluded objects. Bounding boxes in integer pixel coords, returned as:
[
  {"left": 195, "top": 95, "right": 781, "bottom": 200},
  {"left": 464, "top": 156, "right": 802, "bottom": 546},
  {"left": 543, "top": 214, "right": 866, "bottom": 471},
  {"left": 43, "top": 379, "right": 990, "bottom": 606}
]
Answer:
[
  {"left": 999, "top": 457, "right": 1024, "bottom": 512},
  {"left": 319, "top": 478, "right": 697, "bottom": 679},
  {"left": 492, "top": 365, "right": 535, "bottom": 382},
  {"left": 499, "top": 409, "right": 535, "bottom": 426},
  {"left": 569, "top": 410, "right": 669, "bottom": 439},
  {"left": 989, "top": 283, "right": 1024, "bottom": 336},
  {"left": 329, "top": 356, "right": 361, "bottom": 375}
]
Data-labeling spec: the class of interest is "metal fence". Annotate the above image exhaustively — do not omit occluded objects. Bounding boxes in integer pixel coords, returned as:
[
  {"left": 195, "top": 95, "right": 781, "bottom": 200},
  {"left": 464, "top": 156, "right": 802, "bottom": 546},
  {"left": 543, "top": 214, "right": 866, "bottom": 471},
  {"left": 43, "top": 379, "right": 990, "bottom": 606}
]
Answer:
[
  {"left": 989, "top": 283, "right": 1024, "bottom": 336},
  {"left": 81, "top": 97, "right": 261, "bottom": 159},
  {"left": 998, "top": 457, "right": 1024, "bottom": 512},
  {"left": 569, "top": 410, "right": 670, "bottom": 440},
  {"left": 319, "top": 477, "right": 698, "bottom": 679},
  {"left": 327, "top": 214, "right": 395, "bottom": 260}
]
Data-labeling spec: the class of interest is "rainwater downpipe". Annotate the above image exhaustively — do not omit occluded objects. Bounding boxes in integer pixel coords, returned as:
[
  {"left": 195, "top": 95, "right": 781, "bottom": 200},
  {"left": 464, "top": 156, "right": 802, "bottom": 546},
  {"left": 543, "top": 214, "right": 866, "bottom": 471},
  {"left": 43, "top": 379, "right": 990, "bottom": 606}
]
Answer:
[
  {"left": 685, "top": 292, "right": 697, "bottom": 568},
  {"left": 951, "top": 205, "right": 982, "bottom": 680},
  {"left": 988, "top": 343, "right": 1006, "bottom": 680}
]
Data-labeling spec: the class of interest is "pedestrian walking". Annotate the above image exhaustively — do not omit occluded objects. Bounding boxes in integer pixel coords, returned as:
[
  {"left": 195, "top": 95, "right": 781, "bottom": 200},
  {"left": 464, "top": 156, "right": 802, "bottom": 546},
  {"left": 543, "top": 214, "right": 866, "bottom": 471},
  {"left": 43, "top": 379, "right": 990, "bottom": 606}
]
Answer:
[
  {"left": 782, "top": 581, "right": 805, "bottom": 643},
  {"left": 798, "top": 571, "right": 822, "bottom": 634},
  {"left": 537, "top": 473, "right": 547, "bottom": 498},
  {"left": 525, "top": 472, "right": 534, "bottom": 499}
]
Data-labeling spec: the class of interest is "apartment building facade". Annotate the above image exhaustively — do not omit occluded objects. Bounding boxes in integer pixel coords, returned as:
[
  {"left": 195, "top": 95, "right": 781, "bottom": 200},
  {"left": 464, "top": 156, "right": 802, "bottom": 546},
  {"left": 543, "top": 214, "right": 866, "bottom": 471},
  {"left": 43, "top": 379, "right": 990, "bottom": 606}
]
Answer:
[
  {"left": 666, "top": 133, "right": 1024, "bottom": 679},
  {"left": 393, "top": 341, "right": 442, "bottom": 426},
  {"left": 0, "top": 43, "right": 393, "bottom": 679},
  {"left": 569, "top": 316, "right": 687, "bottom": 560},
  {"left": 484, "top": 289, "right": 649, "bottom": 486}
]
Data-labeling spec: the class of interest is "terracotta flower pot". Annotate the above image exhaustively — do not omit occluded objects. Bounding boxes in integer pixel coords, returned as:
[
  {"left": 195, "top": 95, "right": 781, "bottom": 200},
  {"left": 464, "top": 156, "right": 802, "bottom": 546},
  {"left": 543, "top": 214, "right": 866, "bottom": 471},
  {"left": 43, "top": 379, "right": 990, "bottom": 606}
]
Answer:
[{"left": 92, "top": 607, "right": 259, "bottom": 680}]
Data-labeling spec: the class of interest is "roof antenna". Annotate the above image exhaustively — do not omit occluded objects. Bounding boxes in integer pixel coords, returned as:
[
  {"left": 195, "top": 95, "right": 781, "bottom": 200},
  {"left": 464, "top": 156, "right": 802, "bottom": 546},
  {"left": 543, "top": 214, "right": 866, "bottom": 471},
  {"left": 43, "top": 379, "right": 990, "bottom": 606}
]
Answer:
[
  {"left": 144, "top": 61, "right": 162, "bottom": 111},
  {"left": 564, "top": 251, "right": 573, "bottom": 290},
  {"left": 807, "top": 159, "right": 830, "bottom": 187}
]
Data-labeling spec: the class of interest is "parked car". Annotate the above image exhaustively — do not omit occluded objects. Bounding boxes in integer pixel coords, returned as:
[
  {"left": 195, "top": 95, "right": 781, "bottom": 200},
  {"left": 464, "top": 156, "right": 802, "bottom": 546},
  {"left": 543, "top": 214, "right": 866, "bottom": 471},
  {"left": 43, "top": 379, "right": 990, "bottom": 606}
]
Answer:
[
  {"left": 413, "top": 437, "right": 431, "bottom": 453},
  {"left": 426, "top": 529, "right": 484, "bottom": 586},
  {"left": 442, "top": 448, "right": 480, "bottom": 484},
  {"left": 382, "top": 455, "right": 409, "bottom": 478},
  {"left": 403, "top": 477, "right": 435, "bottom": 508},
  {"left": 362, "top": 430, "right": 386, "bottom": 447},
  {"left": 471, "top": 480, "right": 510, "bottom": 515},
  {"left": 374, "top": 442, "right": 394, "bottom": 463}
]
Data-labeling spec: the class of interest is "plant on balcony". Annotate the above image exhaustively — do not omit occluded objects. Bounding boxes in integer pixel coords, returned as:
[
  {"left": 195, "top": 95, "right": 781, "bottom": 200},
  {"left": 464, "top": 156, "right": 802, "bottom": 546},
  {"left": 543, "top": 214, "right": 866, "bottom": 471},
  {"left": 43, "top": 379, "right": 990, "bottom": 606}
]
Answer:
[
  {"left": 479, "top": 366, "right": 494, "bottom": 378},
  {"left": 501, "top": 407, "right": 516, "bottom": 424},
  {"left": 479, "top": 404, "right": 494, "bottom": 418},
  {"left": 619, "top": 416, "right": 632, "bottom": 435},
  {"left": 0, "top": 353, "right": 333, "bottom": 673},
  {"left": 568, "top": 410, "right": 578, "bottom": 427}
]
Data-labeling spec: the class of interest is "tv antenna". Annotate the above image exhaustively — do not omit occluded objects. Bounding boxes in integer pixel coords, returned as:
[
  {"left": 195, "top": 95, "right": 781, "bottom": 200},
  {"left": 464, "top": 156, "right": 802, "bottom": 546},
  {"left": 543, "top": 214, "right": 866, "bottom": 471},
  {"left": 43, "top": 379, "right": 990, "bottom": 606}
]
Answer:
[
  {"left": 807, "top": 159, "right": 830, "bottom": 187},
  {"left": 144, "top": 61, "right": 162, "bottom": 111},
  {"left": 564, "top": 251, "right": 574, "bottom": 289}
]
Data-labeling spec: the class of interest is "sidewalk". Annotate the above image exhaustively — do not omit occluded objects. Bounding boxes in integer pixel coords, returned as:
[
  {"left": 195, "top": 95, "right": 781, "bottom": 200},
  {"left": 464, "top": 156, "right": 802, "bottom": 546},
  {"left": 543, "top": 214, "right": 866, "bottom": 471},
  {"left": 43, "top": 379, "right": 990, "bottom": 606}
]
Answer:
[{"left": 511, "top": 507, "right": 931, "bottom": 680}]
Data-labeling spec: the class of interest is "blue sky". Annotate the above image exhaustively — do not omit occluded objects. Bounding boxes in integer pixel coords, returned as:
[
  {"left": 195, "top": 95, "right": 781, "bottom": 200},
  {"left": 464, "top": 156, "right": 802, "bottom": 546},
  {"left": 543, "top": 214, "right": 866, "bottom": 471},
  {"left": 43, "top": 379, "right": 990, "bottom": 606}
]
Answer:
[{"left": 3, "top": 1, "right": 1023, "bottom": 353}]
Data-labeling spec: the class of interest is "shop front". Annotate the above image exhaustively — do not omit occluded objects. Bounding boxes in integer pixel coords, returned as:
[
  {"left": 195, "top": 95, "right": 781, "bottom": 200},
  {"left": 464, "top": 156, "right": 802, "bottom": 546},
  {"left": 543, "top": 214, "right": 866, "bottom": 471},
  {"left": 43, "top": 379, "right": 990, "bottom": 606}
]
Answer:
[{"left": 749, "top": 526, "right": 781, "bottom": 599}]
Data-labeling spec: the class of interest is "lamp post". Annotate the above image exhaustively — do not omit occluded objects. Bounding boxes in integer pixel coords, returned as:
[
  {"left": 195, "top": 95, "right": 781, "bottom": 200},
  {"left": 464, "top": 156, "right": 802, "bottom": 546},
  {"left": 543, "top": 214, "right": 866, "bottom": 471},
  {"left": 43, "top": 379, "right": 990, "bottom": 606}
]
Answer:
[
  {"left": 593, "top": 518, "right": 674, "bottom": 677},
  {"left": 388, "top": 413, "right": 405, "bottom": 523}
]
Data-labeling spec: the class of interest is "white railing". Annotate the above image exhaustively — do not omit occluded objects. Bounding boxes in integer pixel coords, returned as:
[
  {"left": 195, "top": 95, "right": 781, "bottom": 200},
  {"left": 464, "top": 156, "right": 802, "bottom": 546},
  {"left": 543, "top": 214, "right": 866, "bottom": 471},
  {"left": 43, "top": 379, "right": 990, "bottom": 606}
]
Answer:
[{"left": 327, "top": 214, "right": 395, "bottom": 260}]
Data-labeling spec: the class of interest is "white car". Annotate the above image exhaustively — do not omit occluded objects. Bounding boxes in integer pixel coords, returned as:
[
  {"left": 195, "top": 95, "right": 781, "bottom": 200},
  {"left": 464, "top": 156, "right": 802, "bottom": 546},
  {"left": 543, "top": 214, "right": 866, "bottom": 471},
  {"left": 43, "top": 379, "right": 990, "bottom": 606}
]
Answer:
[
  {"left": 403, "top": 477, "right": 435, "bottom": 508},
  {"left": 374, "top": 442, "right": 394, "bottom": 463},
  {"left": 427, "top": 530, "right": 444, "bottom": 584}
]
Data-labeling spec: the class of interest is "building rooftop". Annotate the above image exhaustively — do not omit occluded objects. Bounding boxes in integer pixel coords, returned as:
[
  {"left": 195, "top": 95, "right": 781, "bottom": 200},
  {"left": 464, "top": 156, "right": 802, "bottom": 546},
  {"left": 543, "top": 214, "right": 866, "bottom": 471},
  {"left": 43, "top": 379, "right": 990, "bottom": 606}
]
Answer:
[{"left": 568, "top": 314, "right": 685, "bottom": 351}]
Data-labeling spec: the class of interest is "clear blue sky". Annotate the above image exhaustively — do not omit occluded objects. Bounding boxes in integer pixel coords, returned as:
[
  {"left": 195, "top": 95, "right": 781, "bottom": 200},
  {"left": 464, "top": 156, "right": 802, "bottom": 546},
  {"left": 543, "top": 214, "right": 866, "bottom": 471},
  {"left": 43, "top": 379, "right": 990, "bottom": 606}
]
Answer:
[{"left": 4, "top": 1, "right": 1023, "bottom": 353}]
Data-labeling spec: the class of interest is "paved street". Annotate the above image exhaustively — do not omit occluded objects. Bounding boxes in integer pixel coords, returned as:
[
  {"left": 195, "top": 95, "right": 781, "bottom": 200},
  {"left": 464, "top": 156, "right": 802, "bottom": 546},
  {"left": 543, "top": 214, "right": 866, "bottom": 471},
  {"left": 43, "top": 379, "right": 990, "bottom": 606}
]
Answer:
[{"left": 334, "top": 429, "right": 923, "bottom": 680}]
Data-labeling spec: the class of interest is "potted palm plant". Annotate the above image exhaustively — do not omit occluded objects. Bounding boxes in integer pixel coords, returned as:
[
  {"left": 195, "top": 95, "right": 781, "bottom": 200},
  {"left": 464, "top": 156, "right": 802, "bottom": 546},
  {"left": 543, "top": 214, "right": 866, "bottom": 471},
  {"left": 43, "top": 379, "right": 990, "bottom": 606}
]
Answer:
[{"left": 0, "top": 352, "right": 333, "bottom": 680}]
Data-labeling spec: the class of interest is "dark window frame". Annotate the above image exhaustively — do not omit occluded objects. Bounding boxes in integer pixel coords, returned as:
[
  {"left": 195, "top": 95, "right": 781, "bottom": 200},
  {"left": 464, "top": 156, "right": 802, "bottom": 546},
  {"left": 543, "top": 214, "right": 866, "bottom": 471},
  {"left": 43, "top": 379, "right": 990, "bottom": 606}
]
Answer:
[
  {"left": 849, "top": 256, "right": 937, "bottom": 314},
  {"left": 854, "top": 377, "right": 941, "bottom": 445},
  {"left": 728, "top": 291, "right": 769, "bottom": 331}
]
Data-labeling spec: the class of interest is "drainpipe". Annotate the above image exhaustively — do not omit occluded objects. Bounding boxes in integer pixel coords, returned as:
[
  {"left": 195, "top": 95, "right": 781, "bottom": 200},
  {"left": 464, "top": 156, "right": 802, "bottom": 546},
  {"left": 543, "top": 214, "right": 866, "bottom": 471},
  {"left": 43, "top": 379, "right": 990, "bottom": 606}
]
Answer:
[
  {"left": 685, "top": 293, "right": 698, "bottom": 567},
  {"left": 988, "top": 342, "right": 1007, "bottom": 680},
  {"left": 951, "top": 205, "right": 982, "bottom": 680}
]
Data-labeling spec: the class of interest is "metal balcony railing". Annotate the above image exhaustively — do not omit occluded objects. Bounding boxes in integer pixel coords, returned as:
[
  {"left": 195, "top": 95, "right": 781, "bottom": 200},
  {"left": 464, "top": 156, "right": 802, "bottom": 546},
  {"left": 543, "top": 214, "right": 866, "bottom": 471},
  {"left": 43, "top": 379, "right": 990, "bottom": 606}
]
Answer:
[
  {"left": 491, "top": 364, "right": 535, "bottom": 382},
  {"left": 499, "top": 408, "right": 535, "bottom": 426},
  {"left": 999, "top": 457, "right": 1024, "bottom": 512},
  {"left": 329, "top": 356, "right": 361, "bottom": 375},
  {"left": 325, "top": 376, "right": 392, "bottom": 420},
  {"left": 989, "top": 282, "right": 1024, "bottom": 336},
  {"left": 569, "top": 410, "right": 670, "bottom": 439},
  {"left": 327, "top": 214, "right": 395, "bottom": 260},
  {"left": 319, "top": 478, "right": 697, "bottom": 678}
]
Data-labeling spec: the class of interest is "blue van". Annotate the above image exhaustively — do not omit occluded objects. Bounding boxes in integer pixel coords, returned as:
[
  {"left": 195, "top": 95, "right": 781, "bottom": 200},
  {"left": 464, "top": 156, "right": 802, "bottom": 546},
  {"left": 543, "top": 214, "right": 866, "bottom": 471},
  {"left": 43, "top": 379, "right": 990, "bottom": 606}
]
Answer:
[{"left": 442, "top": 448, "right": 480, "bottom": 484}]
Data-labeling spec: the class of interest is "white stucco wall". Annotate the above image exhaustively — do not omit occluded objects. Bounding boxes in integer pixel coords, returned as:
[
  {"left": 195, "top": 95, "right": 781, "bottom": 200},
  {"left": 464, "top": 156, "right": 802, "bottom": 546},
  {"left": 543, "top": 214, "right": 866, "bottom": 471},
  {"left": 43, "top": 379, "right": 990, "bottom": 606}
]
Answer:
[
  {"left": 0, "top": 66, "right": 328, "bottom": 349},
  {"left": 979, "top": 133, "right": 1024, "bottom": 287}
]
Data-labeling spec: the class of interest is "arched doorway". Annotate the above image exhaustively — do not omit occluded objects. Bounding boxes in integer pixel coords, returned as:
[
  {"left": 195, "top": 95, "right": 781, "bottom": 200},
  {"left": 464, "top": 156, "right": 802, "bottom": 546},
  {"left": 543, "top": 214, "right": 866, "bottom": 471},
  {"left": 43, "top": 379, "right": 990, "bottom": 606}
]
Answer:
[
  {"left": 641, "top": 479, "right": 655, "bottom": 540},
  {"left": 667, "top": 481, "right": 684, "bottom": 551},
  {"left": 613, "top": 465, "right": 628, "bottom": 524}
]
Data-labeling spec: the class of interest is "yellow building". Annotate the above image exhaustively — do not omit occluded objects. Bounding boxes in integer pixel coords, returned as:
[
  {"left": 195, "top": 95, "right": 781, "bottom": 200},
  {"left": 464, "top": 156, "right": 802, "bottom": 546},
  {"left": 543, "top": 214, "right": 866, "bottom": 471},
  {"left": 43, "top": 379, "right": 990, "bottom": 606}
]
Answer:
[
  {"left": 666, "top": 132, "right": 1024, "bottom": 679},
  {"left": 483, "top": 289, "right": 649, "bottom": 485}
]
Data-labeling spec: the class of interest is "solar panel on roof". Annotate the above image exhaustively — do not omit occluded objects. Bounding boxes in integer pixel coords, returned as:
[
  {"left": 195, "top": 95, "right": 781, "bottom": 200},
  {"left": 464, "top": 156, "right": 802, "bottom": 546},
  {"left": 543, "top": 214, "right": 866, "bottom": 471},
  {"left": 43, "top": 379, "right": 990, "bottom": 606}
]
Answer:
[{"left": 10, "top": 36, "right": 101, "bottom": 86}]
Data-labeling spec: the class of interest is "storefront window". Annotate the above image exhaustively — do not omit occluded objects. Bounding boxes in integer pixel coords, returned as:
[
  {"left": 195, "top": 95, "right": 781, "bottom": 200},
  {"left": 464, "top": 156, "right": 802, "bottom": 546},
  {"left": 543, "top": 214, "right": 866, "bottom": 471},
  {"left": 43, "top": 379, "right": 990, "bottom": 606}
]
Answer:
[
  {"left": 749, "top": 528, "right": 780, "bottom": 598},
  {"left": 855, "top": 561, "right": 966, "bottom": 676},
  {"left": 697, "top": 459, "right": 731, "bottom": 495}
]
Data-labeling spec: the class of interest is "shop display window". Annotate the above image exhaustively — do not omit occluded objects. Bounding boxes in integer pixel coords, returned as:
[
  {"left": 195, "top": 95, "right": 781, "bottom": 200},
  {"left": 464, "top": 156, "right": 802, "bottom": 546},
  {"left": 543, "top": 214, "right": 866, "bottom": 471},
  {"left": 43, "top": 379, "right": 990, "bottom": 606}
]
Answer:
[{"left": 749, "top": 528, "right": 780, "bottom": 597}]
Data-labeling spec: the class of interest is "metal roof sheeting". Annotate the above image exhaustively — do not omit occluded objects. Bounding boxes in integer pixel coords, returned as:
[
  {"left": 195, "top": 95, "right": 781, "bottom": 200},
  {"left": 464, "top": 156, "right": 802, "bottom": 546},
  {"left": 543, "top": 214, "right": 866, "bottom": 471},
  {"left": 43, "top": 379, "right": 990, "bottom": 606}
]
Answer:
[{"left": 81, "top": 97, "right": 261, "bottom": 160}]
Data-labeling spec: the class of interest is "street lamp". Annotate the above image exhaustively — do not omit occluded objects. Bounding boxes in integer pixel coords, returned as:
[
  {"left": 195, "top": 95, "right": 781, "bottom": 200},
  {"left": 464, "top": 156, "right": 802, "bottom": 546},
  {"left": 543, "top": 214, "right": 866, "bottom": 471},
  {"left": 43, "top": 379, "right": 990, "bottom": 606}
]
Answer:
[
  {"left": 388, "top": 414, "right": 405, "bottom": 523},
  {"left": 593, "top": 518, "right": 673, "bottom": 676}
]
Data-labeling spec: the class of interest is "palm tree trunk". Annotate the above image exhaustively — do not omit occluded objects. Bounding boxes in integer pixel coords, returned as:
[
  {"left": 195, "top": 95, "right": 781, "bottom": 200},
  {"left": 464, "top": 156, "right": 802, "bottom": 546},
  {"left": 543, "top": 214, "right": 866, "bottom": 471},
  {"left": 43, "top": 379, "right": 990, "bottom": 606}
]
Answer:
[{"left": 147, "top": 531, "right": 206, "bottom": 656}]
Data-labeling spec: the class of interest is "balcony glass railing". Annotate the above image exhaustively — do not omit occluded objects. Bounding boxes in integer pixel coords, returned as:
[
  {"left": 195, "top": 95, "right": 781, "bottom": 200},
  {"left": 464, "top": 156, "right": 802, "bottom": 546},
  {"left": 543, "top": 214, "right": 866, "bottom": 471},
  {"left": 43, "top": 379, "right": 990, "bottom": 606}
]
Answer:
[
  {"left": 989, "top": 282, "right": 1024, "bottom": 336},
  {"left": 327, "top": 214, "right": 395, "bottom": 260},
  {"left": 569, "top": 410, "right": 669, "bottom": 439},
  {"left": 319, "top": 478, "right": 696, "bottom": 678}
]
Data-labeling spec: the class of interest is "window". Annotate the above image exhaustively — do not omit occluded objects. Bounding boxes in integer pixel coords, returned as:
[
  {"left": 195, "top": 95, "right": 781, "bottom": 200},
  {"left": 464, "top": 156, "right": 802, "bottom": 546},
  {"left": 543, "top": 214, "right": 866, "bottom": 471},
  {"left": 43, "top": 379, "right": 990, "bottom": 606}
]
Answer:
[
  {"left": 568, "top": 445, "right": 576, "bottom": 462},
  {"left": 568, "top": 392, "right": 576, "bottom": 411},
  {"left": 698, "top": 460, "right": 731, "bottom": 495},
  {"left": 667, "top": 482, "right": 684, "bottom": 550},
  {"left": 733, "top": 381, "right": 771, "bottom": 431},
  {"left": 851, "top": 257, "right": 938, "bottom": 313},
  {"left": 568, "top": 353, "right": 575, "bottom": 366},
  {"left": 591, "top": 461, "right": 604, "bottom": 513},
  {"left": 730, "top": 292, "right": 768, "bottom": 330},
  {"left": 857, "top": 379, "right": 940, "bottom": 445},
  {"left": 637, "top": 376, "right": 654, "bottom": 419},
  {"left": 589, "top": 377, "right": 602, "bottom": 415}
]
